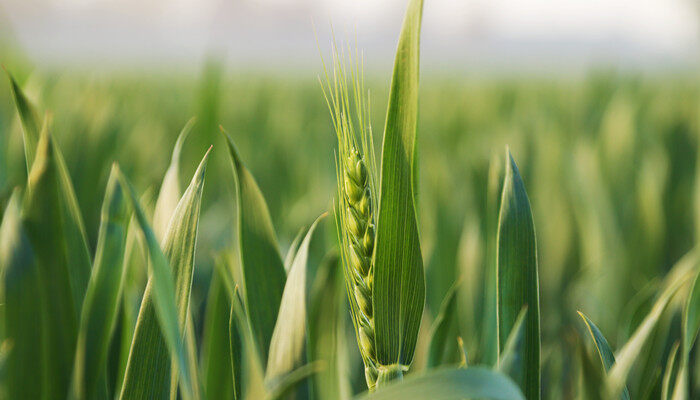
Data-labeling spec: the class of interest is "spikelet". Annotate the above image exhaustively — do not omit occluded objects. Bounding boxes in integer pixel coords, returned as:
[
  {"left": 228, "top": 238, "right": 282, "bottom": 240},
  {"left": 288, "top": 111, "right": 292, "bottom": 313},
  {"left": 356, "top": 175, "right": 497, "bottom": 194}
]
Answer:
[{"left": 320, "top": 42, "right": 380, "bottom": 390}]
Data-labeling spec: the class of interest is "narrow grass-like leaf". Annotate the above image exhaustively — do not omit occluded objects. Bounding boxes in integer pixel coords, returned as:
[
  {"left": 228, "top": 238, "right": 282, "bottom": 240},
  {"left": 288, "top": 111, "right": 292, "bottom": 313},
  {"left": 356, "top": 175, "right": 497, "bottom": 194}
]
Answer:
[
  {"left": 201, "top": 267, "right": 234, "bottom": 399},
  {"left": 153, "top": 118, "right": 196, "bottom": 240},
  {"left": 426, "top": 282, "right": 461, "bottom": 368},
  {"left": 7, "top": 77, "right": 92, "bottom": 312},
  {"left": 266, "top": 362, "right": 324, "bottom": 400},
  {"left": 118, "top": 148, "right": 210, "bottom": 400},
  {"left": 498, "top": 307, "right": 528, "bottom": 387},
  {"left": 229, "top": 283, "right": 267, "bottom": 400},
  {"left": 310, "top": 251, "right": 351, "bottom": 400},
  {"left": 577, "top": 311, "right": 630, "bottom": 400},
  {"left": 577, "top": 342, "right": 605, "bottom": 400},
  {"left": 681, "top": 268, "right": 700, "bottom": 355},
  {"left": 70, "top": 165, "right": 130, "bottom": 400},
  {"left": 669, "top": 261, "right": 700, "bottom": 399},
  {"left": 284, "top": 227, "right": 306, "bottom": 273},
  {"left": 23, "top": 131, "right": 79, "bottom": 399},
  {"left": 606, "top": 250, "right": 697, "bottom": 398},
  {"left": 228, "top": 304, "right": 242, "bottom": 400},
  {"left": 373, "top": 0, "right": 426, "bottom": 371},
  {"left": 222, "top": 128, "right": 286, "bottom": 367},
  {"left": 483, "top": 153, "right": 504, "bottom": 367},
  {"left": 6, "top": 71, "right": 40, "bottom": 170},
  {"left": 265, "top": 214, "right": 326, "bottom": 396},
  {"left": 661, "top": 341, "right": 680, "bottom": 400},
  {"left": 356, "top": 367, "right": 524, "bottom": 400},
  {"left": 496, "top": 149, "right": 540, "bottom": 399},
  {"left": 0, "top": 189, "right": 44, "bottom": 399}
]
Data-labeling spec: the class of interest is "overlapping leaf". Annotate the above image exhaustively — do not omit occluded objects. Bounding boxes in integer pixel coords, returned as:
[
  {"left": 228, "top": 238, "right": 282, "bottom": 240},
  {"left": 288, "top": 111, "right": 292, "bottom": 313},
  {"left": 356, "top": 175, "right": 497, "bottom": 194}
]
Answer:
[
  {"left": 223, "top": 129, "right": 286, "bottom": 367},
  {"left": 426, "top": 282, "right": 461, "bottom": 368},
  {"left": 118, "top": 148, "right": 210, "bottom": 400},
  {"left": 265, "top": 214, "right": 325, "bottom": 396},
  {"left": 356, "top": 367, "right": 524, "bottom": 400},
  {"left": 0, "top": 189, "right": 44, "bottom": 399},
  {"left": 23, "top": 131, "right": 80, "bottom": 399},
  {"left": 70, "top": 166, "right": 130, "bottom": 400},
  {"left": 7, "top": 73, "right": 92, "bottom": 313},
  {"left": 577, "top": 311, "right": 630, "bottom": 400}
]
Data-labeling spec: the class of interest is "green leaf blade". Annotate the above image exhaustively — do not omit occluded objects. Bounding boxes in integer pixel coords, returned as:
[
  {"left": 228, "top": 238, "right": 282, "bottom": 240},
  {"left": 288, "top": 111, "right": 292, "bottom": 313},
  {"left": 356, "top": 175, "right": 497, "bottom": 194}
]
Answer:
[
  {"left": 373, "top": 0, "right": 426, "bottom": 369},
  {"left": 1, "top": 189, "right": 44, "bottom": 399},
  {"left": 496, "top": 150, "right": 540, "bottom": 400},
  {"left": 265, "top": 214, "right": 325, "bottom": 395},
  {"left": 223, "top": 130, "right": 286, "bottom": 367},
  {"left": 577, "top": 311, "right": 630, "bottom": 400},
  {"left": 71, "top": 166, "right": 130, "bottom": 400},
  {"left": 23, "top": 132, "right": 79, "bottom": 399},
  {"left": 118, "top": 148, "right": 210, "bottom": 400},
  {"left": 356, "top": 367, "right": 524, "bottom": 400},
  {"left": 426, "top": 282, "right": 461, "bottom": 368}
]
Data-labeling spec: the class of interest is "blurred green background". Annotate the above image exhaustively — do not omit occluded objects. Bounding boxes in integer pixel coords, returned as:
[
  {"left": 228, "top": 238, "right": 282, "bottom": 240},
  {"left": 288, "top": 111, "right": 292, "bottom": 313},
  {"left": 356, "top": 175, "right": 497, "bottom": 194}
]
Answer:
[{"left": 2, "top": 41, "right": 700, "bottom": 397}]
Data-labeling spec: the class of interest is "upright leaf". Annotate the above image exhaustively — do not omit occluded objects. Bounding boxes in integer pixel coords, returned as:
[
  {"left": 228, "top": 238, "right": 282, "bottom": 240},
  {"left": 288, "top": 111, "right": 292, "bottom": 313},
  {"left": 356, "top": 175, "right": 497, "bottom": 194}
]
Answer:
[
  {"left": 0, "top": 189, "right": 44, "bottom": 399},
  {"left": 70, "top": 166, "right": 130, "bottom": 400},
  {"left": 661, "top": 342, "right": 680, "bottom": 400},
  {"left": 8, "top": 76, "right": 92, "bottom": 313},
  {"left": 265, "top": 214, "right": 325, "bottom": 396},
  {"left": 373, "top": 0, "right": 426, "bottom": 372},
  {"left": 356, "top": 367, "right": 524, "bottom": 400},
  {"left": 577, "top": 311, "right": 630, "bottom": 400},
  {"left": 426, "top": 282, "right": 461, "bottom": 368},
  {"left": 496, "top": 149, "right": 540, "bottom": 399},
  {"left": 23, "top": 131, "right": 79, "bottom": 399},
  {"left": 153, "top": 118, "right": 196, "bottom": 240},
  {"left": 118, "top": 148, "right": 210, "bottom": 400},
  {"left": 498, "top": 307, "right": 528, "bottom": 388},
  {"left": 6, "top": 71, "right": 40, "bottom": 170},
  {"left": 607, "top": 250, "right": 697, "bottom": 398},
  {"left": 223, "top": 129, "right": 286, "bottom": 366},
  {"left": 201, "top": 267, "right": 234, "bottom": 400},
  {"left": 310, "top": 252, "right": 351, "bottom": 400}
]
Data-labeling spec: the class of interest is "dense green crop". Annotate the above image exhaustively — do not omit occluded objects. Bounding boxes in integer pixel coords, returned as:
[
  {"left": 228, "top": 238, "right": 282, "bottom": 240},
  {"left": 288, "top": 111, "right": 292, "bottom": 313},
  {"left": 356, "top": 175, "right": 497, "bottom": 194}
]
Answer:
[{"left": 2, "top": 0, "right": 700, "bottom": 399}]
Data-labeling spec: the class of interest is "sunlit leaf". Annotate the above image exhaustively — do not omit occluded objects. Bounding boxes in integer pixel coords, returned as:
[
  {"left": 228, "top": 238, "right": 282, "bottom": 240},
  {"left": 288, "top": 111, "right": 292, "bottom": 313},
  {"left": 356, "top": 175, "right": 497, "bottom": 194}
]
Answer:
[
  {"left": 496, "top": 149, "right": 540, "bottom": 399},
  {"left": 265, "top": 214, "right": 326, "bottom": 397},
  {"left": 118, "top": 148, "right": 210, "bottom": 400},
  {"left": 373, "top": 0, "right": 426, "bottom": 371}
]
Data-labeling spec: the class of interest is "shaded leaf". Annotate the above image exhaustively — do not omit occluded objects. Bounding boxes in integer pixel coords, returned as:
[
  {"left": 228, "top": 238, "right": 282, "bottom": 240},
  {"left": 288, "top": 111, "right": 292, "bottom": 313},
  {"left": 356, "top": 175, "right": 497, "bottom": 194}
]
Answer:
[
  {"left": 577, "top": 311, "right": 630, "bottom": 400},
  {"left": 0, "top": 189, "right": 44, "bottom": 399},
  {"left": 661, "top": 341, "right": 680, "bottom": 400},
  {"left": 498, "top": 307, "right": 528, "bottom": 387},
  {"left": 70, "top": 166, "right": 130, "bottom": 400},
  {"left": 201, "top": 265, "right": 234, "bottom": 400},
  {"left": 426, "top": 282, "right": 461, "bottom": 368},
  {"left": 222, "top": 128, "right": 286, "bottom": 367},
  {"left": 607, "top": 250, "right": 697, "bottom": 398},
  {"left": 23, "top": 131, "right": 80, "bottom": 399},
  {"left": 7, "top": 76, "right": 92, "bottom": 313},
  {"left": 356, "top": 367, "right": 524, "bottom": 400},
  {"left": 310, "top": 251, "right": 351, "bottom": 400}
]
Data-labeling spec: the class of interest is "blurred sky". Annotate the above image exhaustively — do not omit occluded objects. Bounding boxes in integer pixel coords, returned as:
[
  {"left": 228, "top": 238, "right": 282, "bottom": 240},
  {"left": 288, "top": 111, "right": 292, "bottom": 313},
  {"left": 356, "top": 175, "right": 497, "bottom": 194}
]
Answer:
[{"left": 2, "top": 0, "right": 700, "bottom": 73}]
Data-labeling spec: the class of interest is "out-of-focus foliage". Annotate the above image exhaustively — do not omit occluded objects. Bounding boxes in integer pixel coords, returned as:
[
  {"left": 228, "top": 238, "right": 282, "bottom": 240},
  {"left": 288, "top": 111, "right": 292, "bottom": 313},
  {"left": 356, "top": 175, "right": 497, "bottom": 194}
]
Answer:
[{"left": 3, "top": 45, "right": 700, "bottom": 398}]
